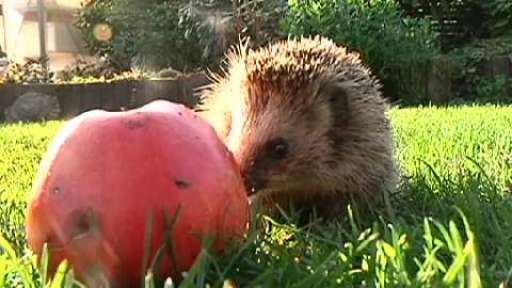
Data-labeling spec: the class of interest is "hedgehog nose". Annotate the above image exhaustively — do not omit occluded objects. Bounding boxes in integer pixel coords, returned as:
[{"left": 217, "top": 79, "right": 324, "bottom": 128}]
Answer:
[
  {"left": 243, "top": 174, "right": 267, "bottom": 195},
  {"left": 241, "top": 166, "right": 268, "bottom": 195}
]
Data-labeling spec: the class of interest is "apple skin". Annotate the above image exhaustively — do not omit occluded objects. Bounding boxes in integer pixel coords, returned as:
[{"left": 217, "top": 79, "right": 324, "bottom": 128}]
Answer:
[{"left": 26, "top": 100, "right": 250, "bottom": 286}]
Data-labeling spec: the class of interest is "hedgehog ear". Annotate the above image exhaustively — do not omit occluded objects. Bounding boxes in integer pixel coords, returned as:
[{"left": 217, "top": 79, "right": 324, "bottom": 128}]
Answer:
[{"left": 320, "top": 82, "right": 351, "bottom": 125}]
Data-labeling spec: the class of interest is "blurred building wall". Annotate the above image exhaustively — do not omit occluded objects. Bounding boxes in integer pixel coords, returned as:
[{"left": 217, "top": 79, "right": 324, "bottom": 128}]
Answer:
[{"left": 1, "top": 0, "right": 93, "bottom": 71}]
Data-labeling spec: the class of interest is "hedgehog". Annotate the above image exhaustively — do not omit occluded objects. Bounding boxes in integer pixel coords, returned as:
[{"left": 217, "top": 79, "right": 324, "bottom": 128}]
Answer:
[{"left": 196, "top": 36, "right": 398, "bottom": 220}]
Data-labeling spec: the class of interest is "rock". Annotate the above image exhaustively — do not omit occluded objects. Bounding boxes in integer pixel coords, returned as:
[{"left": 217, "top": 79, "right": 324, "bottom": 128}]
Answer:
[{"left": 4, "top": 91, "right": 60, "bottom": 122}]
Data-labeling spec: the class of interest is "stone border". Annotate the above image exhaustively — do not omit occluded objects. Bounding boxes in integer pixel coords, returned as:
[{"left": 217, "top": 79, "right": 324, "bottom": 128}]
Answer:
[{"left": 1, "top": 53, "right": 510, "bottom": 122}]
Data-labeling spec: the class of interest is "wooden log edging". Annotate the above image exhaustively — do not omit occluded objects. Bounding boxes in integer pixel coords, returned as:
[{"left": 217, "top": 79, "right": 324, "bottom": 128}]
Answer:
[{"left": 0, "top": 73, "right": 211, "bottom": 122}]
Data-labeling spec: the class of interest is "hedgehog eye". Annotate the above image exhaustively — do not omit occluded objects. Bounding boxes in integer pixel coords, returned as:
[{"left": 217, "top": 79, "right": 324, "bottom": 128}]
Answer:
[{"left": 267, "top": 138, "right": 289, "bottom": 160}]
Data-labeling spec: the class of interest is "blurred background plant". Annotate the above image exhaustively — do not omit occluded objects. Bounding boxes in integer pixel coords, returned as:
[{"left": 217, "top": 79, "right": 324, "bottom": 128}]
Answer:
[
  {"left": 282, "top": 0, "right": 440, "bottom": 102},
  {"left": 1, "top": 0, "right": 509, "bottom": 104},
  {"left": 74, "top": 0, "right": 288, "bottom": 73}
]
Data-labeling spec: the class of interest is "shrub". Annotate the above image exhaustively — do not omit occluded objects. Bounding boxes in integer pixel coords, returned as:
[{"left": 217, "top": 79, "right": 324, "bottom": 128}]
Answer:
[
  {"left": 282, "top": 0, "right": 440, "bottom": 102},
  {"left": 399, "top": 0, "right": 512, "bottom": 50},
  {"left": 473, "top": 76, "right": 510, "bottom": 103},
  {"left": 75, "top": 0, "right": 292, "bottom": 73},
  {"left": 483, "top": 0, "right": 512, "bottom": 37},
  {"left": 74, "top": 0, "right": 125, "bottom": 67},
  {"left": 75, "top": 0, "right": 213, "bottom": 72},
  {"left": 235, "top": 0, "right": 289, "bottom": 46},
  {"left": 54, "top": 59, "right": 147, "bottom": 84},
  {"left": 398, "top": 0, "right": 484, "bottom": 51},
  {"left": 449, "top": 34, "right": 512, "bottom": 103},
  {"left": 2, "top": 58, "right": 50, "bottom": 84},
  {"left": 126, "top": 1, "right": 213, "bottom": 71}
]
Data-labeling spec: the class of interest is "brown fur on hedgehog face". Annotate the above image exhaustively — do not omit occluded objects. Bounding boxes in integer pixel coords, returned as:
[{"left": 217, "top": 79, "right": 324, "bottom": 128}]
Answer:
[{"left": 198, "top": 36, "right": 398, "bottom": 216}]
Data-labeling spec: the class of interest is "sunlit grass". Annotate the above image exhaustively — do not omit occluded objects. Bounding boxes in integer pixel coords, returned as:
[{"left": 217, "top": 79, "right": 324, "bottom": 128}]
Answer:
[{"left": 1, "top": 105, "right": 511, "bottom": 287}]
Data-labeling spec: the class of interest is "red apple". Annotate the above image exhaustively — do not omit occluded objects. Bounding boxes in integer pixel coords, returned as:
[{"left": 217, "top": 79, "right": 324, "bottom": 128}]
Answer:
[{"left": 26, "top": 100, "right": 250, "bottom": 286}]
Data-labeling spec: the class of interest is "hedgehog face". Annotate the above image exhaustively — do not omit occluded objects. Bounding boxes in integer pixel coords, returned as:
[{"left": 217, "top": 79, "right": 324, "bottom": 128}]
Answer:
[
  {"left": 200, "top": 36, "right": 364, "bottom": 199},
  {"left": 227, "top": 84, "right": 342, "bottom": 199},
  {"left": 199, "top": 36, "right": 395, "bottom": 216}
]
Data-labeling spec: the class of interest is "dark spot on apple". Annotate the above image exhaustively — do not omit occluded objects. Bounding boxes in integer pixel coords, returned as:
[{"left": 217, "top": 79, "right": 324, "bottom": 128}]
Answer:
[
  {"left": 52, "top": 186, "right": 61, "bottom": 195},
  {"left": 76, "top": 213, "right": 91, "bottom": 234},
  {"left": 175, "top": 178, "right": 191, "bottom": 189},
  {"left": 70, "top": 208, "right": 100, "bottom": 239},
  {"left": 126, "top": 119, "right": 145, "bottom": 130},
  {"left": 178, "top": 112, "right": 183, "bottom": 116}
]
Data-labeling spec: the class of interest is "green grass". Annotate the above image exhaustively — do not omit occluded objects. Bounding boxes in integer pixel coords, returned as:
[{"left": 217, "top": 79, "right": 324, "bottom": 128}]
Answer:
[{"left": 1, "top": 105, "right": 512, "bottom": 287}]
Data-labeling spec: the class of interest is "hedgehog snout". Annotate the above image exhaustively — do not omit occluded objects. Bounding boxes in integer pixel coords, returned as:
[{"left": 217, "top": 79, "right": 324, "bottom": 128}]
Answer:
[
  {"left": 242, "top": 170, "right": 268, "bottom": 195},
  {"left": 240, "top": 161, "right": 268, "bottom": 195}
]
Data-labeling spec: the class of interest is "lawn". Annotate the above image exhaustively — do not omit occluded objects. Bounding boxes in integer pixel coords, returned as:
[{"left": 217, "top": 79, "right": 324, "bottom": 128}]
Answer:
[{"left": 1, "top": 105, "right": 511, "bottom": 287}]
